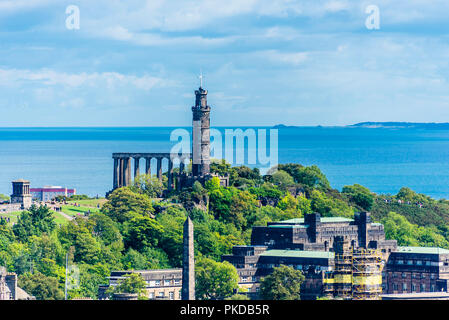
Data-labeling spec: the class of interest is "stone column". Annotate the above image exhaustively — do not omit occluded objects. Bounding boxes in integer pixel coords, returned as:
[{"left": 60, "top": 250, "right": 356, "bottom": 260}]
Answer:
[
  {"left": 157, "top": 157, "right": 162, "bottom": 182},
  {"left": 182, "top": 217, "right": 195, "bottom": 300},
  {"left": 119, "top": 158, "right": 124, "bottom": 187},
  {"left": 145, "top": 157, "right": 152, "bottom": 176},
  {"left": 123, "top": 157, "right": 131, "bottom": 186},
  {"left": 133, "top": 157, "right": 140, "bottom": 180},
  {"left": 168, "top": 159, "right": 173, "bottom": 191},
  {"left": 113, "top": 158, "right": 119, "bottom": 189}
]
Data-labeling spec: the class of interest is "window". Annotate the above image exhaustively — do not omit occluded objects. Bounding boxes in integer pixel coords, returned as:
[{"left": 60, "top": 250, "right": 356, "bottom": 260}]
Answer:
[
  {"left": 421, "top": 273, "right": 426, "bottom": 279},
  {"left": 402, "top": 272, "right": 407, "bottom": 279},
  {"left": 174, "top": 280, "right": 181, "bottom": 285},
  {"left": 169, "top": 292, "right": 174, "bottom": 300},
  {"left": 158, "top": 292, "right": 165, "bottom": 298},
  {"left": 431, "top": 274, "right": 436, "bottom": 279},
  {"left": 407, "top": 260, "right": 413, "bottom": 265},
  {"left": 242, "top": 277, "right": 248, "bottom": 282},
  {"left": 393, "top": 283, "right": 398, "bottom": 291},
  {"left": 397, "top": 260, "right": 404, "bottom": 265},
  {"left": 431, "top": 285, "right": 436, "bottom": 292},
  {"left": 421, "top": 284, "right": 426, "bottom": 292},
  {"left": 402, "top": 283, "right": 407, "bottom": 291},
  {"left": 149, "top": 292, "right": 154, "bottom": 299},
  {"left": 155, "top": 280, "right": 160, "bottom": 286},
  {"left": 164, "top": 280, "right": 170, "bottom": 286},
  {"left": 412, "top": 284, "right": 416, "bottom": 292},
  {"left": 416, "top": 260, "right": 423, "bottom": 266}
]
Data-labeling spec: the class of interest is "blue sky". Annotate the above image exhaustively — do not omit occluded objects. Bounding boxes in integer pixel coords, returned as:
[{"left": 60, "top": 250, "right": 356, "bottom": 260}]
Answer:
[{"left": 1, "top": 0, "right": 449, "bottom": 126}]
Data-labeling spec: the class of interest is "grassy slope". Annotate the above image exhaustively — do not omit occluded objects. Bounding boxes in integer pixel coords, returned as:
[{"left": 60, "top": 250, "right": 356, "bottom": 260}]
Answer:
[{"left": 0, "top": 210, "right": 69, "bottom": 225}]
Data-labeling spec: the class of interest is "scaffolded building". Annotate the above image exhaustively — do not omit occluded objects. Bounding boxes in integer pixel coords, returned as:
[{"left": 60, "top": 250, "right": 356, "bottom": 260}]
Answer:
[{"left": 323, "top": 237, "right": 383, "bottom": 300}]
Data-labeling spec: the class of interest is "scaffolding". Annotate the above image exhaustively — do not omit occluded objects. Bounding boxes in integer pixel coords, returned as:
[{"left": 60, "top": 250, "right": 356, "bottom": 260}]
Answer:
[
  {"left": 352, "top": 248, "right": 383, "bottom": 300},
  {"left": 323, "top": 245, "right": 383, "bottom": 300}
]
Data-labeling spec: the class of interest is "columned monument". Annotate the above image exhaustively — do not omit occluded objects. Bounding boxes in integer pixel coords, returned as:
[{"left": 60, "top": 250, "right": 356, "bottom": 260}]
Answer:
[
  {"left": 10, "top": 179, "right": 32, "bottom": 209},
  {"left": 181, "top": 216, "right": 195, "bottom": 300},
  {"left": 109, "top": 80, "right": 228, "bottom": 195}
]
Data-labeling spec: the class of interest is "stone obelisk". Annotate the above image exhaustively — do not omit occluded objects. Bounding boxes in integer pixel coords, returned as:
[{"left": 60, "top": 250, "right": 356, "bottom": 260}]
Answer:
[{"left": 181, "top": 216, "right": 195, "bottom": 300}]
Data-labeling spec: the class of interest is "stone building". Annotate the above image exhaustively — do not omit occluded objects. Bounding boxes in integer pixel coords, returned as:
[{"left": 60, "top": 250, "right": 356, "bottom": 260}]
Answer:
[
  {"left": 0, "top": 267, "right": 33, "bottom": 300},
  {"left": 10, "top": 179, "right": 32, "bottom": 210},
  {"left": 223, "top": 212, "right": 449, "bottom": 299},
  {"left": 250, "top": 212, "right": 397, "bottom": 254},
  {"left": 222, "top": 246, "right": 334, "bottom": 299},
  {"left": 98, "top": 269, "right": 183, "bottom": 300},
  {"left": 383, "top": 246, "right": 449, "bottom": 294}
]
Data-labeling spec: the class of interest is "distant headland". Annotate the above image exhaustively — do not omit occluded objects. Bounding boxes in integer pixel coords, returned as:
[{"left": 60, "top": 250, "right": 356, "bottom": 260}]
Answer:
[{"left": 273, "top": 122, "right": 449, "bottom": 129}]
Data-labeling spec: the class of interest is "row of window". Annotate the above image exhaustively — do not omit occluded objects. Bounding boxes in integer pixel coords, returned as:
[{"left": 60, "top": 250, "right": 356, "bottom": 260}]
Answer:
[
  {"left": 386, "top": 272, "right": 436, "bottom": 279},
  {"left": 392, "top": 259, "right": 442, "bottom": 266},
  {"left": 387, "top": 283, "right": 437, "bottom": 292},
  {"left": 147, "top": 279, "right": 181, "bottom": 287},
  {"left": 148, "top": 290, "right": 180, "bottom": 300}
]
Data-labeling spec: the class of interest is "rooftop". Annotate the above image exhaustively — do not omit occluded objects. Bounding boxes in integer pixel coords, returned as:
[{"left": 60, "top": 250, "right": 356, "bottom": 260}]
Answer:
[
  {"left": 260, "top": 249, "right": 335, "bottom": 259},
  {"left": 395, "top": 246, "right": 449, "bottom": 255},
  {"left": 269, "top": 224, "right": 307, "bottom": 229},
  {"left": 277, "top": 217, "right": 354, "bottom": 224}
]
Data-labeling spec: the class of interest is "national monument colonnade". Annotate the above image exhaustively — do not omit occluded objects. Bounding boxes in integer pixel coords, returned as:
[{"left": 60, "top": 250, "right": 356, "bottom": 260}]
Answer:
[{"left": 112, "top": 153, "right": 190, "bottom": 191}]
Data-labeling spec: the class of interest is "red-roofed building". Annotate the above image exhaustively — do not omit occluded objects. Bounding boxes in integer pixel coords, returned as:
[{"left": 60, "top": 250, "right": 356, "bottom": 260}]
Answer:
[{"left": 30, "top": 186, "right": 76, "bottom": 201}]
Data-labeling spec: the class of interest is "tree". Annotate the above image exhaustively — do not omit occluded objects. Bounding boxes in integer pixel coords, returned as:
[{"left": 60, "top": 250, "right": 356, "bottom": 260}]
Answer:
[
  {"left": 195, "top": 257, "right": 239, "bottom": 300},
  {"left": 342, "top": 184, "right": 374, "bottom": 211},
  {"left": 106, "top": 273, "right": 147, "bottom": 299},
  {"left": 102, "top": 187, "right": 154, "bottom": 223},
  {"left": 18, "top": 272, "right": 64, "bottom": 300},
  {"left": 132, "top": 174, "right": 164, "bottom": 198},
  {"left": 271, "top": 170, "right": 295, "bottom": 189},
  {"left": 13, "top": 205, "right": 56, "bottom": 242},
  {"left": 123, "top": 216, "right": 164, "bottom": 252},
  {"left": 259, "top": 265, "right": 305, "bottom": 300},
  {"left": 278, "top": 164, "right": 330, "bottom": 190}
]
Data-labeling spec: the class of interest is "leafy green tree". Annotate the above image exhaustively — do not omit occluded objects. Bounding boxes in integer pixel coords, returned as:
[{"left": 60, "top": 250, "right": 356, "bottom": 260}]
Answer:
[
  {"left": 271, "top": 170, "right": 295, "bottom": 189},
  {"left": 259, "top": 265, "right": 305, "bottom": 300},
  {"left": 123, "top": 216, "right": 164, "bottom": 251},
  {"left": 195, "top": 257, "right": 239, "bottom": 300},
  {"left": 106, "top": 273, "right": 147, "bottom": 299},
  {"left": 210, "top": 159, "right": 231, "bottom": 176},
  {"left": 342, "top": 184, "right": 374, "bottom": 211},
  {"left": 102, "top": 187, "right": 154, "bottom": 223},
  {"left": 278, "top": 164, "right": 330, "bottom": 190},
  {"left": 122, "top": 249, "right": 149, "bottom": 270},
  {"left": 69, "top": 263, "right": 110, "bottom": 299},
  {"left": 156, "top": 206, "right": 186, "bottom": 267},
  {"left": 205, "top": 177, "right": 221, "bottom": 191},
  {"left": 13, "top": 205, "right": 56, "bottom": 242},
  {"left": 18, "top": 272, "right": 64, "bottom": 300},
  {"left": 89, "top": 212, "right": 122, "bottom": 246},
  {"left": 131, "top": 174, "right": 164, "bottom": 198},
  {"left": 58, "top": 217, "right": 102, "bottom": 264}
]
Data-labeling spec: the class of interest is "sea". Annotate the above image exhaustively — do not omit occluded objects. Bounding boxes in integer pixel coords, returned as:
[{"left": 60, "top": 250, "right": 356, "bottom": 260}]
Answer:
[{"left": 0, "top": 126, "right": 448, "bottom": 199}]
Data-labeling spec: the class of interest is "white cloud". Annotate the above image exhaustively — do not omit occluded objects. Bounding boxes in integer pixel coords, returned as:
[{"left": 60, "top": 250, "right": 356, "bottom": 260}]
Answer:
[{"left": 0, "top": 68, "right": 172, "bottom": 90}]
